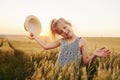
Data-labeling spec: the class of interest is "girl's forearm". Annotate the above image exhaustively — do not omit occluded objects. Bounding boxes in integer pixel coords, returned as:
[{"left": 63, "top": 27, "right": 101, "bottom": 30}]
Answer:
[
  {"left": 33, "top": 35, "right": 60, "bottom": 50},
  {"left": 83, "top": 54, "right": 97, "bottom": 65},
  {"left": 34, "top": 35, "right": 49, "bottom": 50},
  {"left": 88, "top": 54, "right": 97, "bottom": 64}
]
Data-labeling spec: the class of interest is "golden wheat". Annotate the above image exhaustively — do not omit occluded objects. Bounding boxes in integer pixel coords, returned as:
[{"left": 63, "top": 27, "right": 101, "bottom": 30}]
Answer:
[{"left": 1, "top": 36, "right": 120, "bottom": 80}]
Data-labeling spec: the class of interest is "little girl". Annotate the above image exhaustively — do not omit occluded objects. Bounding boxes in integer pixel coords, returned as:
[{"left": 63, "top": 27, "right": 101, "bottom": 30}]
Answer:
[{"left": 30, "top": 18, "right": 111, "bottom": 67}]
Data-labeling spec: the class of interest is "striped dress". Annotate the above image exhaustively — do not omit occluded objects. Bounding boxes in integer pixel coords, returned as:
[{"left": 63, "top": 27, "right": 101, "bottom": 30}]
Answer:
[{"left": 58, "top": 37, "right": 81, "bottom": 67}]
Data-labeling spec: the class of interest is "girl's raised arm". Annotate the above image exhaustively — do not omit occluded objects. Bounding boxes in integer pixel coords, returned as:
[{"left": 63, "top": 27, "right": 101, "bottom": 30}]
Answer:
[{"left": 30, "top": 33, "right": 61, "bottom": 50}]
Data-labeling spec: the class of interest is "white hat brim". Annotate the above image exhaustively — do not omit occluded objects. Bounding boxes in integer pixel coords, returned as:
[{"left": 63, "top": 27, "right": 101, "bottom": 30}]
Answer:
[{"left": 24, "top": 15, "right": 41, "bottom": 35}]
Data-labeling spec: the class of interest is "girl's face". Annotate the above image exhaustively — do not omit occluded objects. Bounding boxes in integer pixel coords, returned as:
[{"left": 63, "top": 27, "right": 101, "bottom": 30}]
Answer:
[{"left": 53, "top": 21, "right": 73, "bottom": 39}]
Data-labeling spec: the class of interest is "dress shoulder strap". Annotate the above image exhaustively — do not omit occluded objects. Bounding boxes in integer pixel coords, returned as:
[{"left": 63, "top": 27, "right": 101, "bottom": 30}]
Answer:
[{"left": 79, "top": 37, "right": 82, "bottom": 40}]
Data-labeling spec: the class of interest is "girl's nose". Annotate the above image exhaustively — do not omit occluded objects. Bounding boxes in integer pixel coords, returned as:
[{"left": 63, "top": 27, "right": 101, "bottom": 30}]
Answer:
[{"left": 63, "top": 29, "right": 67, "bottom": 33}]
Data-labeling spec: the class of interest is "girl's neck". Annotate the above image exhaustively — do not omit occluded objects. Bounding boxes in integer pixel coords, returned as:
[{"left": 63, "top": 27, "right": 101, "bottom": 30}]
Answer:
[{"left": 64, "top": 33, "right": 78, "bottom": 42}]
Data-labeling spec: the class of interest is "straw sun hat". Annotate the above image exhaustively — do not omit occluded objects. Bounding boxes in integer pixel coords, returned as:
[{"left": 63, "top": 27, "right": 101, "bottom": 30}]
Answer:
[{"left": 24, "top": 15, "right": 41, "bottom": 35}]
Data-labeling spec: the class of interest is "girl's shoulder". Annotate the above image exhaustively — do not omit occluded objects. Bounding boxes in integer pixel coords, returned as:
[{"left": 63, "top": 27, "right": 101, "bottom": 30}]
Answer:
[
  {"left": 78, "top": 37, "right": 88, "bottom": 46},
  {"left": 78, "top": 37, "right": 87, "bottom": 42}
]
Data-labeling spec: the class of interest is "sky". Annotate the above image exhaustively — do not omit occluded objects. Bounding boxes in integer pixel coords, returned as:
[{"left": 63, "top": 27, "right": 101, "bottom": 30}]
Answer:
[{"left": 0, "top": 0, "right": 120, "bottom": 37}]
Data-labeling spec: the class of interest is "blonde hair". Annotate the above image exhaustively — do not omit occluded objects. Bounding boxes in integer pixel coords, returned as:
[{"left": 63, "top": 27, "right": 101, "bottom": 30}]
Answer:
[{"left": 50, "top": 18, "right": 72, "bottom": 40}]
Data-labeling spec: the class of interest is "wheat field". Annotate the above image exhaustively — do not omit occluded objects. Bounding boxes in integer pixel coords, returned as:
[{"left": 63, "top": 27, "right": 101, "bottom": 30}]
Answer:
[{"left": 0, "top": 35, "right": 120, "bottom": 80}]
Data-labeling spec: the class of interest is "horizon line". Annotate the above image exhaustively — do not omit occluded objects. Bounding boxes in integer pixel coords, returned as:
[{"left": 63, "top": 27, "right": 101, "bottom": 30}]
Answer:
[{"left": 0, "top": 33, "right": 120, "bottom": 38}]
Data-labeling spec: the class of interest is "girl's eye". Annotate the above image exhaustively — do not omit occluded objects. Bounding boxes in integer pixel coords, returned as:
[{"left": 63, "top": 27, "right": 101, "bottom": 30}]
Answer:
[
  {"left": 58, "top": 30, "right": 62, "bottom": 34},
  {"left": 63, "top": 26, "right": 66, "bottom": 29}
]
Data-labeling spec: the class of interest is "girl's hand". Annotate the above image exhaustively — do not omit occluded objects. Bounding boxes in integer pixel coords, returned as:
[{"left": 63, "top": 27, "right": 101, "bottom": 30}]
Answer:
[
  {"left": 29, "top": 33, "right": 35, "bottom": 40},
  {"left": 93, "top": 47, "right": 111, "bottom": 58}
]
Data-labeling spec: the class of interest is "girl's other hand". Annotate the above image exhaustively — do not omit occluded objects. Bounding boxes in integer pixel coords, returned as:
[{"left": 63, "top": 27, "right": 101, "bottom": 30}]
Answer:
[{"left": 93, "top": 47, "right": 111, "bottom": 58}]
